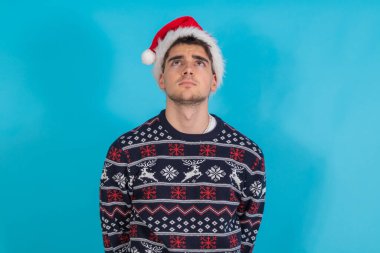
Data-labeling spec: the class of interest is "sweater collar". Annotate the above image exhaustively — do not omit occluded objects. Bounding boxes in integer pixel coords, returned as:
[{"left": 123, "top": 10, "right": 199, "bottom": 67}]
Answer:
[{"left": 159, "top": 109, "right": 223, "bottom": 141}]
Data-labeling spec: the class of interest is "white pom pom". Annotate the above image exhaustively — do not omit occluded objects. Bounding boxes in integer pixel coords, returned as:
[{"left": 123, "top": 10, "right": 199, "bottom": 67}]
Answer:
[{"left": 141, "top": 49, "right": 155, "bottom": 65}]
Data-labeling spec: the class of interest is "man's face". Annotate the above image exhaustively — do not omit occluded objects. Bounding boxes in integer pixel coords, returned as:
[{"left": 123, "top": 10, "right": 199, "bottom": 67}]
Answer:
[{"left": 159, "top": 43, "right": 217, "bottom": 105}]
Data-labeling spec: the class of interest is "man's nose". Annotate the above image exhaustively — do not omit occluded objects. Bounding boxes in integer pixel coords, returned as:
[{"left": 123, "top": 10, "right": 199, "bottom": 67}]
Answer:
[{"left": 182, "top": 61, "right": 194, "bottom": 76}]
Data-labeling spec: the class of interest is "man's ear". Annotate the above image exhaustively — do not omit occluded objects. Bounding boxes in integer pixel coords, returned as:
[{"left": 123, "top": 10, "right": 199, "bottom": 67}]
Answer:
[
  {"left": 210, "top": 73, "right": 217, "bottom": 92},
  {"left": 159, "top": 74, "right": 165, "bottom": 90}
]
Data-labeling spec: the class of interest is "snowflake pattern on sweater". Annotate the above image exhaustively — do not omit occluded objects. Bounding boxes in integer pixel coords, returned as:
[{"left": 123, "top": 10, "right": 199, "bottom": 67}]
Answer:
[{"left": 100, "top": 110, "right": 266, "bottom": 253}]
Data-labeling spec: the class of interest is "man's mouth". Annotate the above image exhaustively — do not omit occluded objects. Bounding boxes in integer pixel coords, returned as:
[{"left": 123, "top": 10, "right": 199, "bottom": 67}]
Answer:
[{"left": 178, "top": 79, "right": 197, "bottom": 86}]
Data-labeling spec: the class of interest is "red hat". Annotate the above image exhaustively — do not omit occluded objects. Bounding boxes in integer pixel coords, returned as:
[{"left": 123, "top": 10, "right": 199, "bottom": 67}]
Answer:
[{"left": 141, "top": 16, "right": 225, "bottom": 88}]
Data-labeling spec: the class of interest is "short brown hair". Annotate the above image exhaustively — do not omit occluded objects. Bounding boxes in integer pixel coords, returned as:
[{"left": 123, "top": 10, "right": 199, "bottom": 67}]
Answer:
[{"left": 161, "top": 36, "right": 215, "bottom": 73}]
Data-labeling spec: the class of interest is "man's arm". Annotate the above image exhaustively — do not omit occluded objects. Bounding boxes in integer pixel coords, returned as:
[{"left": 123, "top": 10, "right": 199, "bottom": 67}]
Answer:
[
  {"left": 99, "top": 140, "right": 132, "bottom": 252},
  {"left": 239, "top": 153, "right": 266, "bottom": 253}
]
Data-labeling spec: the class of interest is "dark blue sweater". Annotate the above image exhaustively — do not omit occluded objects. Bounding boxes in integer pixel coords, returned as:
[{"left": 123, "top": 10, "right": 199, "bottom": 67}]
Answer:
[{"left": 100, "top": 110, "right": 266, "bottom": 253}]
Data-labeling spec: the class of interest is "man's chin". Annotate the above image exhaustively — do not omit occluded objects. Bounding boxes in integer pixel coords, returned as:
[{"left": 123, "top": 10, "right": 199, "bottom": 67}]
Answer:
[{"left": 168, "top": 95, "right": 208, "bottom": 105}]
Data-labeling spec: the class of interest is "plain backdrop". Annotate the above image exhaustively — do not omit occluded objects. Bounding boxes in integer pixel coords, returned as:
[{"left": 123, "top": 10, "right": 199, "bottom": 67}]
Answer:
[{"left": 1, "top": 1, "right": 379, "bottom": 253}]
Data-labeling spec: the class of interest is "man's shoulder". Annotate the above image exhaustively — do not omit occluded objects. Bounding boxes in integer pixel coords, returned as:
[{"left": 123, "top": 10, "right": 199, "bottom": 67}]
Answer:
[
  {"left": 215, "top": 115, "right": 264, "bottom": 157},
  {"left": 109, "top": 113, "right": 164, "bottom": 148}
]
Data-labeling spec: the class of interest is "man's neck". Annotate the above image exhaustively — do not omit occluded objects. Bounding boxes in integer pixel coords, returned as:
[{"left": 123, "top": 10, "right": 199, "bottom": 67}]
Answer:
[{"left": 165, "top": 100, "right": 210, "bottom": 134}]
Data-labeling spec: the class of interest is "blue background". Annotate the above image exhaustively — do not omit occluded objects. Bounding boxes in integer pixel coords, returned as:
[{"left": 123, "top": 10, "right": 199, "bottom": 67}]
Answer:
[{"left": 1, "top": 1, "right": 379, "bottom": 252}]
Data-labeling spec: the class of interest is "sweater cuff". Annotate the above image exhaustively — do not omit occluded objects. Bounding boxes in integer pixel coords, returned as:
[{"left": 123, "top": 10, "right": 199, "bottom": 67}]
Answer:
[{"left": 241, "top": 243, "right": 253, "bottom": 253}]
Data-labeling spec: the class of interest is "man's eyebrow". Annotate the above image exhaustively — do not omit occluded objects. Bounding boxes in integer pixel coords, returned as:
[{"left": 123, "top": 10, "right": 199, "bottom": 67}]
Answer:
[
  {"left": 167, "top": 55, "right": 184, "bottom": 62},
  {"left": 167, "top": 55, "right": 210, "bottom": 64},
  {"left": 192, "top": 55, "right": 209, "bottom": 63}
]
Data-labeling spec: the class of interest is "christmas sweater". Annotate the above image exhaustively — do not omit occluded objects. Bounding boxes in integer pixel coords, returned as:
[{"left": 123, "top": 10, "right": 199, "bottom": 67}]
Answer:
[{"left": 100, "top": 110, "right": 266, "bottom": 253}]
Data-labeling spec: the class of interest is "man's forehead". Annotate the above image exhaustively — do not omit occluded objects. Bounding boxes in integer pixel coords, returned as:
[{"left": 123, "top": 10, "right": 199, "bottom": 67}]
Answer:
[{"left": 166, "top": 43, "right": 209, "bottom": 59}]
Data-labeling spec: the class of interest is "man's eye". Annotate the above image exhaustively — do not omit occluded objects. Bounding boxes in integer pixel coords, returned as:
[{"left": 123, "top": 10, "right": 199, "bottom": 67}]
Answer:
[
  {"left": 196, "top": 60, "right": 206, "bottom": 67},
  {"left": 171, "top": 60, "right": 181, "bottom": 66}
]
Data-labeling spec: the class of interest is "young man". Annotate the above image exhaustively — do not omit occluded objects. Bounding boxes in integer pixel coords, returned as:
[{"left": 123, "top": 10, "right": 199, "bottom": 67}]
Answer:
[{"left": 100, "top": 16, "right": 266, "bottom": 253}]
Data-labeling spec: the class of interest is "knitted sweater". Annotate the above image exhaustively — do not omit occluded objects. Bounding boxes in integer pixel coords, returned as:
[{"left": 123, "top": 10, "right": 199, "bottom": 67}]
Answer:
[{"left": 100, "top": 110, "right": 266, "bottom": 253}]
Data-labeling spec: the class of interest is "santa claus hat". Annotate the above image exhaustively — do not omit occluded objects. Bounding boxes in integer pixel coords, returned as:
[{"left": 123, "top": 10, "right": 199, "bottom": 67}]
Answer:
[{"left": 141, "top": 16, "right": 225, "bottom": 88}]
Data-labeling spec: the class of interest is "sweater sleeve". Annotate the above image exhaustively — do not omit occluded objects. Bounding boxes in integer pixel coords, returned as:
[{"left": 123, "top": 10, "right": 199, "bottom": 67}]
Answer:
[
  {"left": 238, "top": 152, "right": 266, "bottom": 253},
  {"left": 99, "top": 140, "right": 132, "bottom": 252}
]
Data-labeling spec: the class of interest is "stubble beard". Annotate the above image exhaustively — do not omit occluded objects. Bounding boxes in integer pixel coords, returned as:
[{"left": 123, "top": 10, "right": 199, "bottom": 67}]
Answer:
[
  {"left": 167, "top": 92, "right": 208, "bottom": 106},
  {"left": 163, "top": 75, "right": 212, "bottom": 105}
]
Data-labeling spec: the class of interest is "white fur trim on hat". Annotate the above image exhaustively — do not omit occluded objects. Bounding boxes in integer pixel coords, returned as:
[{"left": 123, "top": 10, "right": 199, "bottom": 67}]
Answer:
[{"left": 153, "top": 27, "right": 225, "bottom": 88}]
